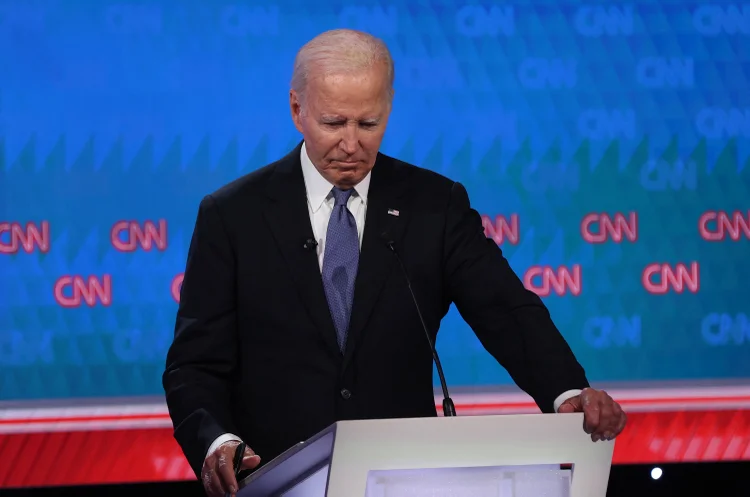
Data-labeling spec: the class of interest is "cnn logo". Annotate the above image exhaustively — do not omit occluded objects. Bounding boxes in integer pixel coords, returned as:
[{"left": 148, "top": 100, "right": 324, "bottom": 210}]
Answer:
[
  {"left": 524, "top": 265, "right": 582, "bottom": 297},
  {"left": 111, "top": 219, "right": 167, "bottom": 251},
  {"left": 0, "top": 221, "right": 50, "bottom": 254},
  {"left": 54, "top": 275, "right": 112, "bottom": 308},
  {"left": 482, "top": 214, "right": 519, "bottom": 245},
  {"left": 699, "top": 210, "right": 750, "bottom": 241},
  {"left": 642, "top": 263, "right": 699, "bottom": 294},
  {"left": 581, "top": 212, "right": 637, "bottom": 243}
]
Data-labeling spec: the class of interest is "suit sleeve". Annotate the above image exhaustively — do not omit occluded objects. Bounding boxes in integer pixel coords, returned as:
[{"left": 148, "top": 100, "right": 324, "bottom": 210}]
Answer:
[
  {"left": 443, "top": 182, "right": 589, "bottom": 413},
  {"left": 162, "top": 194, "right": 241, "bottom": 477}
]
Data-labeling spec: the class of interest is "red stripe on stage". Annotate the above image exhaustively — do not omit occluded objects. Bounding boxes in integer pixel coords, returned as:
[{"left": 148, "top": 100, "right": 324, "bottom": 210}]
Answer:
[
  {"left": 0, "top": 409, "right": 749, "bottom": 488},
  {"left": 0, "top": 413, "right": 170, "bottom": 425}
]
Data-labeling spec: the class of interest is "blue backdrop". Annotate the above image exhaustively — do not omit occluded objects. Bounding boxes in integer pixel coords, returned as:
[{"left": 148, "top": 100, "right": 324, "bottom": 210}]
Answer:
[{"left": 1, "top": 1, "right": 749, "bottom": 400}]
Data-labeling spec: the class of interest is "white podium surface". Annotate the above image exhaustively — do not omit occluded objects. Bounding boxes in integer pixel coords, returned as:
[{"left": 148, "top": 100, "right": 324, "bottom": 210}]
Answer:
[
  {"left": 365, "top": 465, "right": 571, "bottom": 497},
  {"left": 239, "top": 413, "right": 614, "bottom": 497}
]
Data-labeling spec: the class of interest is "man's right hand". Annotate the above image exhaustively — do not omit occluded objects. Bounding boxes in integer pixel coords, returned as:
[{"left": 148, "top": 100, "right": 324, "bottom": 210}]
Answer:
[{"left": 201, "top": 440, "right": 261, "bottom": 497}]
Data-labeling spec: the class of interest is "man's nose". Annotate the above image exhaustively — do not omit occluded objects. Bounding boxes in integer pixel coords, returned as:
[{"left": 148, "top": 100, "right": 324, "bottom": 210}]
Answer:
[{"left": 339, "top": 124, "right": 359, "bottom": 155}]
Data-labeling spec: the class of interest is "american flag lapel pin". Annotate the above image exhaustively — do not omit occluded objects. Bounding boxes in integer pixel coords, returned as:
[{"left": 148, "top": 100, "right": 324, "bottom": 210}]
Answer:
[{"left": 387, "top": 208, "right": 400, "bottom": 217}]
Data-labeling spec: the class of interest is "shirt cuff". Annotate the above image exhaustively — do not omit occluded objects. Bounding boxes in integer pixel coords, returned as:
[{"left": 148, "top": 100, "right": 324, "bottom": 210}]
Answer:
[
  {"left": 554, "top": 389, "right": 583, "bottom": 413},
  {"left": 205, "top": 433, "right": 243, "bottom": 461}
]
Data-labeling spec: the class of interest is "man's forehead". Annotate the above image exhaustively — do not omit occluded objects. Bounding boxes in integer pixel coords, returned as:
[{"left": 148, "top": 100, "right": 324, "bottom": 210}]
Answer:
[
  {"left": 307, "top": 92, "right": 390, "bottom": 119},
  {"left": 308, "top": 67, "right": 389, "bottom": 92},
  {"left": 311, "top": 62, "right": 389, "bottom": 81}
]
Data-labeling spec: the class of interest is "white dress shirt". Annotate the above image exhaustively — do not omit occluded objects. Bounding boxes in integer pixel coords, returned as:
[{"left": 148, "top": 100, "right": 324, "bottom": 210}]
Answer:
[
  {"left": 203, "top": 143, "right": 580, "bottom": 461},
  {"left": 299, "top": 142, "right": 370, "bottom": 270}
]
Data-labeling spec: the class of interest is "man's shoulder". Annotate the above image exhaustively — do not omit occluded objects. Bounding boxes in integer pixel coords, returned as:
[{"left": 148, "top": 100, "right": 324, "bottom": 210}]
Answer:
[
  {"left": 208, "top": 162, "right": 276, "bottom": 204},
  {"left": 203, "top": 150, "right": 293, "bottom": 208}
]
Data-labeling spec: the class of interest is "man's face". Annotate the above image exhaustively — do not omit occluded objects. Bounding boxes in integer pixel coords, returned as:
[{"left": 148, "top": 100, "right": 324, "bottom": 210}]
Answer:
[{"left": 290, "top": 64, "right": 391, "bottom": 189}]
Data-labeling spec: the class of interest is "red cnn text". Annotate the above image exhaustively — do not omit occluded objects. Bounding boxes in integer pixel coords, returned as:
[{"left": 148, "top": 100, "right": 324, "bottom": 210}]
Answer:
[
  {"left": 172, "top": 273, "right": 184, "bottom": 303},
  {"left": 699, "top": 210, "right": 750, "bottom": 241},
  {"left": 54, "top": 275, "right": 113, "bottom": 308},
  {"left": 482, "top": 214, "right": 519, "bottom": 245},
  {"left": 642, "top": 262, "right": 699, "bottom": 294},
  {"left": 581, "top": 212, "right": 637, "bottom": 243},
  {"left": 523, "top": 264, "right": 582, "bottom": 297},
  {"left": 111, "top": 219, "right": 168, "bottom": 251},
  {"left": 0, "top": 221, "right": 50, "bottom": 254}
]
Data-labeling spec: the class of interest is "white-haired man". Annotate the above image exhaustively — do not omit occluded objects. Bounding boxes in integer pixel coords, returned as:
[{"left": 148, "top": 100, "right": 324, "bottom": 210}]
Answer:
[{"left": 163, "top": 29, "right": 626, "bottom": 497}]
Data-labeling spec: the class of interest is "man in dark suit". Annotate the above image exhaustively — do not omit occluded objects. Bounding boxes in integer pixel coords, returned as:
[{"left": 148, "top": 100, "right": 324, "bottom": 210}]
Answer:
[{"left": 163, "top": 28, "right": 627, "bottom": 497}]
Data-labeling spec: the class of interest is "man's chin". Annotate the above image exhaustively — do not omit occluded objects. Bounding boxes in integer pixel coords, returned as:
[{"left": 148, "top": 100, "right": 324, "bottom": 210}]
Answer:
[{"left": 332, "top": 170, "right": 364, "bottom": 188}]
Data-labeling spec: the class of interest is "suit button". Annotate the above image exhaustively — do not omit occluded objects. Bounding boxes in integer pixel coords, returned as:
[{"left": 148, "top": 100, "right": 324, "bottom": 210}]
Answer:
[{"left": 340, "top": 388, "right": 352, "bottom": 400}]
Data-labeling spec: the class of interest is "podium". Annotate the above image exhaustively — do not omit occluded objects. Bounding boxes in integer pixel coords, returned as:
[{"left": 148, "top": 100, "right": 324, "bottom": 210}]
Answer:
[{"left": 237, "top": 413, "right": 614, "bottom": 497}]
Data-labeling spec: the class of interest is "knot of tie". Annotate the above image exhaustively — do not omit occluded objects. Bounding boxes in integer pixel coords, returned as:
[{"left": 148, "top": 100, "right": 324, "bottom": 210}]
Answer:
[{"left": 331, "top": 187, "right": 355, "bottom": 207}]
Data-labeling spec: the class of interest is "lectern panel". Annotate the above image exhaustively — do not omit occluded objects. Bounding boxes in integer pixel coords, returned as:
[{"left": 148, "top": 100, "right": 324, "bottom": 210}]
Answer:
[
  {"left": 281, "top": 465, "right": 329, "bottom": 497},
  {"left": 365, "top": 465, "right": 570, "bottom": 497},
  {"left": 238, "top": 428, "right": 335, "bottom": 497}
]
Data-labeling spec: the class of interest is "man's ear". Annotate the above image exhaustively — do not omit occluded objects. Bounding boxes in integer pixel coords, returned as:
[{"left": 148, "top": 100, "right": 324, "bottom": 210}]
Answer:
[{"left": 289, "top": 90, "right": 304, "bottom": 134}]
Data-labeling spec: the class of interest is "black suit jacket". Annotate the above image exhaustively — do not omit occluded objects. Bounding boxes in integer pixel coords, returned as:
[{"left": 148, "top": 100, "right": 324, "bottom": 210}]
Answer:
[{"left": 163, "top": 142, "right": 589, "bottom": 477}]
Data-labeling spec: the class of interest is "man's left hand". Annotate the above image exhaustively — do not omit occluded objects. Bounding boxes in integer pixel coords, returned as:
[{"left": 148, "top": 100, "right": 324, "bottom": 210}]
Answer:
[{"left": 558, "top": 387, "right": 627, "bottom": 442}]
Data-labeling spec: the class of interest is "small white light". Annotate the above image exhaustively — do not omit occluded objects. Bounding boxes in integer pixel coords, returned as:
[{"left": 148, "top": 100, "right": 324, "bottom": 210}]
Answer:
[{"left": 650, "top": 467, "right": 662, "bottom": 480}]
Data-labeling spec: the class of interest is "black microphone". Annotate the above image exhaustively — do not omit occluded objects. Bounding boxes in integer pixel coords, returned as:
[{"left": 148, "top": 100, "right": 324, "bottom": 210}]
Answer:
[
  {"left": 303, "top": 238, "right": 318, "bottom": 251},
  {"left": 382, "top": 234, "right": 457, "bottom": 417}
]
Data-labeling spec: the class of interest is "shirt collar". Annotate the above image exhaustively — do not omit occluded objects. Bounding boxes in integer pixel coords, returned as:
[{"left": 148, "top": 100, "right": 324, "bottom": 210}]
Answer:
[{"left": 300, "top": 142, "right": 371, "bottom": 213}]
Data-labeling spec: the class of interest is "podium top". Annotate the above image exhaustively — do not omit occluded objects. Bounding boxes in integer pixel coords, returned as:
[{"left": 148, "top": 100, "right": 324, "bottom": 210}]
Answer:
[{"left": 239, "top": 413, "right": 614, "bottom": 497}]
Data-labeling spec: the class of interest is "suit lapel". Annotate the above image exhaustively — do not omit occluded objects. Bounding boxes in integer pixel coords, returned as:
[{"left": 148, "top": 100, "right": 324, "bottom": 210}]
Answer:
[
  {"left": 343, "top": 154, "right": 412, "bottom": 369},
  {"left": 262, "top": 144, "right": 342, "bottom": 360}
]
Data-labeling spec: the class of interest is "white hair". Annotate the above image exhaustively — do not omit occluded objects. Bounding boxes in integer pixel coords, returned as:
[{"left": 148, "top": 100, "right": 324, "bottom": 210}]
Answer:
[{"left": 290, "top": 29, "right": 395, "bottom": 108}]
